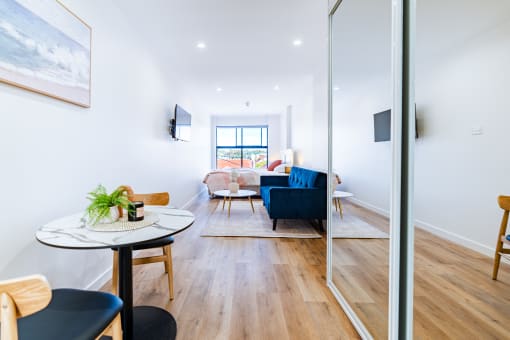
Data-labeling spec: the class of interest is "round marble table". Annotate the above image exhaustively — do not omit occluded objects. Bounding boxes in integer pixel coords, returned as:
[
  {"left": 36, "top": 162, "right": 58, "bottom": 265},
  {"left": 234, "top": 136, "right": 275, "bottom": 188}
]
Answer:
[
  {"left": 213, "top": 189, "right": 257, "bottom": 217},
  {"left": 36, "top": 206, "right": 194, "bottom": 340}
]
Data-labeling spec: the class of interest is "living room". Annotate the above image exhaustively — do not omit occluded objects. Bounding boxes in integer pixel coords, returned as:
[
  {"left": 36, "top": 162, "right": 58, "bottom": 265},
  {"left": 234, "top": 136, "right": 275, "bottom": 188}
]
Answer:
[{"left": 1, "top": 0, "right": 510, "bottom": 339}]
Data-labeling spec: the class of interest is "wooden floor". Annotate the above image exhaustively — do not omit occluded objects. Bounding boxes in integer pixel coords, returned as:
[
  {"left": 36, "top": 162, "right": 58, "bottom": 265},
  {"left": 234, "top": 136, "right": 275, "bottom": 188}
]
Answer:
[
  {"left": 332, "top": 201, "right": 510, "bottom": 339},
  {"left": 102, "top": 193, "right": 360, "bottom": 340}
]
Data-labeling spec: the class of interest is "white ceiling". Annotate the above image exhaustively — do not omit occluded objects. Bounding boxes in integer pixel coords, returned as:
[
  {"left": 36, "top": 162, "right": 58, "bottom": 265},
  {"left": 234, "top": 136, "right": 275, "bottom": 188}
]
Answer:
[{"left": 112, "top": 0, "right": 329, "bottom": 114}]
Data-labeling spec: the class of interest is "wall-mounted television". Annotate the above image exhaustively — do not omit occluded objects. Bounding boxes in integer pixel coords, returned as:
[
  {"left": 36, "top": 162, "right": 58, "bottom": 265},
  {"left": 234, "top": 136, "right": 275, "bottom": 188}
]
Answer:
[
  {"left": 373, "top": 107, "right": 418, "bottom": 142},
  {"left": 374, "top": 109, "right": 391, "bottom": 142},
  {"left": 170, "top": 105, "right": 191, "bottom": 142}
]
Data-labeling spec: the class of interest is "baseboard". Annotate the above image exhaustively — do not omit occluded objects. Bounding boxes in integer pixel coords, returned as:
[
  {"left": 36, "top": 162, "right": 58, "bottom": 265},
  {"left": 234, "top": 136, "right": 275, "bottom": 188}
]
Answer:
[
  {"left": 86, "top": 266, "right": 112, "bottom": 291},
  {"left": 348, "top": 197, "right": 390, "bottom": 218},
  {"left": 347, "top": 197, "right": 501, "bottom": 261},
  {"left": 181, "top": 187, "right": 207, "bottom": 210}
]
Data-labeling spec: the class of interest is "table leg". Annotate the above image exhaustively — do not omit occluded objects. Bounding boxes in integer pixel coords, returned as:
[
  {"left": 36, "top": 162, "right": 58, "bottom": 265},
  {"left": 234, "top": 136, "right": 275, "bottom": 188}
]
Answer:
[
  {"left": 228, "top": 196, "right": 232, "bottom": 217},
  {"left": 118, "top": 247, "right": 133, "bottom": 340},
  {"left": 249, "top": 196, "right": 255, "bottom": 213},
  {"left": 338, "top": 198, "right": 344, "bottom": 219},
  {"left": 222, "top": 196, "right": 226, "bottom": 210}
]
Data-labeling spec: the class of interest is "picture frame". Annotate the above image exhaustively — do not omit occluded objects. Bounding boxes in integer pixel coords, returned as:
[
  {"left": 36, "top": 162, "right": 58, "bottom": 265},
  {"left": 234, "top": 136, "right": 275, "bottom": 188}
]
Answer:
[{"left": 0, "top": 0, "right": 91, "bottom": 107}]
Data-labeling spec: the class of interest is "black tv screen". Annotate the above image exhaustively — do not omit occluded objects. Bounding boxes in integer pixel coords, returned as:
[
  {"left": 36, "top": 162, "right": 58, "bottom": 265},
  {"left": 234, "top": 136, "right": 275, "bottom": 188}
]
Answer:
[
  {"left": 373, "top": 107, "right": 419, "bottom": 142},
  {"left": 172, "top": 105, "right": 191, "bottom": 141},
  {"left": 374, "top": 109, "right": 391, "bottom": 142}
]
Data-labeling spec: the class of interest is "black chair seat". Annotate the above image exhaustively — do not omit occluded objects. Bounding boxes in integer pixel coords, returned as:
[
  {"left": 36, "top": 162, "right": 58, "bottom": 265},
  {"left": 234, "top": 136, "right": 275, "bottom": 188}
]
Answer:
[
  {"left": 112, "top": 236, "right": 174, "bottom": 251},
  {"left": 18, "top": 289, "right": 123, "bottom": 340}
]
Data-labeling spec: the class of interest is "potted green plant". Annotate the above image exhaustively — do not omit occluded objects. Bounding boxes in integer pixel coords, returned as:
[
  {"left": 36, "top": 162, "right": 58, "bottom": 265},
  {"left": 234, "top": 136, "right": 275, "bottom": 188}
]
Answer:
[{"left": 85, "top": 185, "right": 131, "bottom": 225}]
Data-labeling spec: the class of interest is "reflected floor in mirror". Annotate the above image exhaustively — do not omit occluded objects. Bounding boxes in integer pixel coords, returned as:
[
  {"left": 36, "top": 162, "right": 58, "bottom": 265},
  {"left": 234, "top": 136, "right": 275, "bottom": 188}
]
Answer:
[{"left": 332, "top": 200, "right": 510, "bottom": 339}]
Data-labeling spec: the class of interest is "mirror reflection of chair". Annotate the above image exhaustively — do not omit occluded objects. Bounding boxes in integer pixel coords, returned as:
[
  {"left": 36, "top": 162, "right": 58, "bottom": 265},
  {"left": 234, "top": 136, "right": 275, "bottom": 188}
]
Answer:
[
  {"left": 112, "top": 185, "right": 174, "bottom": 300},
  {"left": 0, "top": 274, "right": 122, "bottom": 340},
  {"left": 492, "top": 195, "right": 510, "bottom": 280}
]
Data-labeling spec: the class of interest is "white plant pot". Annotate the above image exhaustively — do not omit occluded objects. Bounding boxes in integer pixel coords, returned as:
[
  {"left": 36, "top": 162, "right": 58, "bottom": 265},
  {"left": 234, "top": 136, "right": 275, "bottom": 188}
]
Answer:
[
  {"left": 98, "top": 206, "right": 120, "bottom": 224},
  {"left": 228, "top": 182, "right": 240, "bottom": 193}
]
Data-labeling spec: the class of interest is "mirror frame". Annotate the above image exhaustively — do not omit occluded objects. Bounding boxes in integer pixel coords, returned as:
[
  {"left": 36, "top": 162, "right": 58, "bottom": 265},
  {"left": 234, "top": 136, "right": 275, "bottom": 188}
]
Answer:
[{"left": 326, "top": 0, "right": 415, "bottom": 338}]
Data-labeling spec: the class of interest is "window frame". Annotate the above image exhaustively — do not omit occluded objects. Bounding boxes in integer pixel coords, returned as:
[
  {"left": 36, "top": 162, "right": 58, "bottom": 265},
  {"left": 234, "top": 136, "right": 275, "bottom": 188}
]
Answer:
[{"left": 215, "top": 125, "right": 269, "bottom": 169}]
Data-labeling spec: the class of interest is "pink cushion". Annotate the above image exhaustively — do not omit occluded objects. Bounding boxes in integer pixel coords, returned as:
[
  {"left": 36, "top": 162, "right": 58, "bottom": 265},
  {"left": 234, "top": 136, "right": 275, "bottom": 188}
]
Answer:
[{"left": 267, "top": 160, "right": 282, "bottom": 171}]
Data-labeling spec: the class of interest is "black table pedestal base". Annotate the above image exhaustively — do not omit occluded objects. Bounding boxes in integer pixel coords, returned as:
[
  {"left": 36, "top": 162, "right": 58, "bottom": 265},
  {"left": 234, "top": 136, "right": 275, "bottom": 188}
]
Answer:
[
  {"left": 132, "top": 306, "right": 177, "bottom": 340},
  {"left": 99, "top": 306, "right": 176, "bottom": 340}
]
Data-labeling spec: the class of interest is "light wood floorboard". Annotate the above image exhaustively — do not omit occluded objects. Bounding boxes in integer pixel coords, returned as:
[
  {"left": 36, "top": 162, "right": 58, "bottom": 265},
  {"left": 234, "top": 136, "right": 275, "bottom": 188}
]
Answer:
[
  {"left": 332, "top": 200, "right": 510, "bottom": 339},
  {"left": 102, "top": 193, "right": 360, "bottom": 340}
]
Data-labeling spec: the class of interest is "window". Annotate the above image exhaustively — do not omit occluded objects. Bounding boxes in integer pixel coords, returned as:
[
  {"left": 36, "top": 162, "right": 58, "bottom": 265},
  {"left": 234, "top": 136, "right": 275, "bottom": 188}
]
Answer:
[{"left": 216, "top": 126, "right": 268, "bottom": 169}]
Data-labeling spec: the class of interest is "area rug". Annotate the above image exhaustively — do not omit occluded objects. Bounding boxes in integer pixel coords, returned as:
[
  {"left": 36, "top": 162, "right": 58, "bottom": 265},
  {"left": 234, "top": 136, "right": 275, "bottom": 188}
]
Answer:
[
  {"left": 201, "top": 200, "right": 322, "bottom": 239},
  {"left": 331, "top": 213, "right": 389, "bottom": 239}
]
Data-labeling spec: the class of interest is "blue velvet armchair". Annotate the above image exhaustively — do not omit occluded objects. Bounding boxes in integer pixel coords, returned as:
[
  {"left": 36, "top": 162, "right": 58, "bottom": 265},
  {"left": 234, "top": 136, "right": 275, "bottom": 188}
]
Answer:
[{"left": 260, "top": 167, "right": 327, "bottom": 230}]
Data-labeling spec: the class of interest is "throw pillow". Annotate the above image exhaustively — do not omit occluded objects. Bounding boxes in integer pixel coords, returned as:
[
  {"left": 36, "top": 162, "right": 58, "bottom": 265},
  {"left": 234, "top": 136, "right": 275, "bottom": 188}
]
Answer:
[{"left": 267, "top": 159, "right": 282, "bottom": 171}]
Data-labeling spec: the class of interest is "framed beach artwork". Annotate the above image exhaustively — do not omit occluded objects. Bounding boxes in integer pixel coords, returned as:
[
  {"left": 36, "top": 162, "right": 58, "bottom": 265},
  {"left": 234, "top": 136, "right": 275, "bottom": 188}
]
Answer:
[{"left": 0, "top": 0, "right": 91, "bottom": 107}]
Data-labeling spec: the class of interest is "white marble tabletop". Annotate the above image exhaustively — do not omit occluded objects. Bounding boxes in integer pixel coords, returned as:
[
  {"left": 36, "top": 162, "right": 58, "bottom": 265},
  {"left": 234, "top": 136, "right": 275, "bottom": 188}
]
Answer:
[
  {"left": 332, "top": 190, "right": 354, "bottom": 198},
  {"left": 35, "top": 207, "right": 194, "bottom": 249},
  {"left": 213, "top": 189, "right": 257, "bottom": 198}
]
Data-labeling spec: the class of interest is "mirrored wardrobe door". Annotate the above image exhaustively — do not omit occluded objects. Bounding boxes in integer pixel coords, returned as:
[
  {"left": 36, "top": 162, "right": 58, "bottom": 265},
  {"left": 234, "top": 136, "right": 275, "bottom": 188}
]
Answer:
[
  {"left": 413, "top": 1, "right": 510, "bottom": 338},
  {"left": 328, "top": 0, "right": 393, "bottom": 338}
]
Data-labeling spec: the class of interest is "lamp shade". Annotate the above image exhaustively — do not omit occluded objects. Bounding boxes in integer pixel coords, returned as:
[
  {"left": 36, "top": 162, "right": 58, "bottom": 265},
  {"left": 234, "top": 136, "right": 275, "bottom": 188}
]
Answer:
[{"left": 283, "top": 149, "right": 294, "bottom": 165}]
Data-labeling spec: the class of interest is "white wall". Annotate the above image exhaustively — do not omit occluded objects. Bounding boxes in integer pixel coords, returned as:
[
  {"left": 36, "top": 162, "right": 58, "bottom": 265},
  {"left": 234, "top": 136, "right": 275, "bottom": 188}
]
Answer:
[
  {"left": 210, "top": 114, "right": 283, "bottom": 168},
  {"left": 413, "top": 14, "right": 510, "bottom": 253},
  {"left": 0, "top": 0, "right": 209, "bottom": 289},
  {"left": 333, "top": 1, "right": 510, "bottom": 256}
]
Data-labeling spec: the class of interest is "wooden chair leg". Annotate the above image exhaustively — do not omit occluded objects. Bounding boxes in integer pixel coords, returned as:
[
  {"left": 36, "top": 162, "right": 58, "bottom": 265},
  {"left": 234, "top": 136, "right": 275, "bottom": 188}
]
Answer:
[
  {"left": 492, "top": 251, "right": 501, "bottom": 280},
  {"left": 111, "top": 314, "right": 122, "bottom": 340},
  {"left": 97, "top": 313, "right": 122, "bottom": 340},
  {"left": 112, "top": 251, "right": 119, "bottom": 296},
  {"left": 163, "top": 245, "right": 174, "bottom": 300}
]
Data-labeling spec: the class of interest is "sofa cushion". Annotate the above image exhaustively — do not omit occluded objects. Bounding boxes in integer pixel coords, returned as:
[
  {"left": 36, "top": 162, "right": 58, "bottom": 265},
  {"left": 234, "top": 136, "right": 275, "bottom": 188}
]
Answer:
[{"left": 288, "top": 167, "right": 319, "bottom": 188}]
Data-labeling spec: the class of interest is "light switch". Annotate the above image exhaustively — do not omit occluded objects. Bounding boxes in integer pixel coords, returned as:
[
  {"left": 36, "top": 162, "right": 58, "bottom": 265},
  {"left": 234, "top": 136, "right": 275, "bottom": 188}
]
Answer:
[{"left": 471, "top": 127, "right": 483, "bottom": 135}]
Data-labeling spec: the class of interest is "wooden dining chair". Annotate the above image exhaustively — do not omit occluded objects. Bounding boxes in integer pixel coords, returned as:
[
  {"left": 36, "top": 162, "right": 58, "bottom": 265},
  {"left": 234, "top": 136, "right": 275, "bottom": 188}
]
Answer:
[
  {"left": 112, "top": 185, "right": 174, "bottom": 300},
  {"left": 492, "top": 195, "right": 510, "bottom": 280},
  {"left": 0, "top": 274, "right": 122, "bottom": 340}
]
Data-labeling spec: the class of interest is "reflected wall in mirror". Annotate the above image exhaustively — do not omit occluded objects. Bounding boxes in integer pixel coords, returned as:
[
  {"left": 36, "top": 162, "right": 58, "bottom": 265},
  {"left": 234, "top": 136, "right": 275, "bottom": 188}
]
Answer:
[
  {"left": 330, "top": 0, "right": 392, "bottom": 338},
  {"left": 413, "top": 0, "right": 510, "bottom": 338}
]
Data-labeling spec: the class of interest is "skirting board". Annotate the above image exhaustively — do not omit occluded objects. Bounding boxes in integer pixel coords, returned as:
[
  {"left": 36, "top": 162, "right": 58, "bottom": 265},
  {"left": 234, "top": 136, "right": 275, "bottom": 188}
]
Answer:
[
  {"left": 86, "top": 266, "right": 112, "bottom": 291},
  {"left": 347, "top": 197, "right": 506, "bottom": 263},
  {"left": 181, "top": 187, "right": 207, "bottom": 210}
]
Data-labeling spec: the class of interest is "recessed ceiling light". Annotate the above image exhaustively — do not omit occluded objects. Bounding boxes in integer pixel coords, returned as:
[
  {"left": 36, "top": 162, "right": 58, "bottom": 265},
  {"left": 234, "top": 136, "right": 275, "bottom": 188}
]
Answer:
[
  {"left": 196, "top": 41, "right": 206, "bottom": 49},
  {"left": 216, "top": 87, "right": 223, "bottom": 92},
  {"left": 293, "top": 39, "right": 303, "bottom": 46},
  {"left": 273, "top": 85, "right": 280, "bottom": 91},
  {"left": 333, "top": 86, "right": 340, "bottom": 91}
]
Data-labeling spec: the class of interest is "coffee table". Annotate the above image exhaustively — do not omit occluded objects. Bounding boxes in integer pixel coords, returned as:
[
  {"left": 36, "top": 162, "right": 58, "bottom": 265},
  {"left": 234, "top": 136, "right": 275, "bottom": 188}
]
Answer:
[
  {"left": 214, "top": 189, "right": 257, "bottom": 217},
  {"left": 332, "top": 190, "right": 354, "bottom": 219}
]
